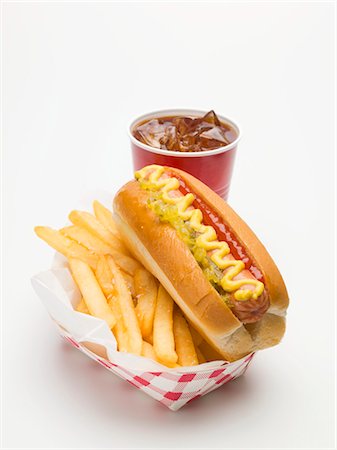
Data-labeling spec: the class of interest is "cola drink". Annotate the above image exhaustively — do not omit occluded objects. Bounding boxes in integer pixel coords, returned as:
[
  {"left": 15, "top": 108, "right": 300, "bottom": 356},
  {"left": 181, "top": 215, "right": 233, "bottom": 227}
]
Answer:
[{"left": 133, "top": 110, "right": 237, "bottom": 152}]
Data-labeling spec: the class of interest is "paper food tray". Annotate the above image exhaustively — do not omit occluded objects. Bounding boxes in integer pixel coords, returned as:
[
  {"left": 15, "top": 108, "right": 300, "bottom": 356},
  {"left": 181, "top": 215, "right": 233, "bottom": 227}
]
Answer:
[{"left": 31, "top": 253, "right": 255, "bottom": 411}]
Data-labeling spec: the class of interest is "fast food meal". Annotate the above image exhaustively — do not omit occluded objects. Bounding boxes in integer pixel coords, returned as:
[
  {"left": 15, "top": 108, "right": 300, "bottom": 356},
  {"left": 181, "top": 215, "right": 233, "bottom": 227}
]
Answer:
[
  {"left": 35, "top": 201, "right": 202, "bottom": 367},
  {"left": 113, "top": 165, "right": 289, "bottom": 361},
  {"left": 34, "top": 165, "right": 288, "bottom": 366}
]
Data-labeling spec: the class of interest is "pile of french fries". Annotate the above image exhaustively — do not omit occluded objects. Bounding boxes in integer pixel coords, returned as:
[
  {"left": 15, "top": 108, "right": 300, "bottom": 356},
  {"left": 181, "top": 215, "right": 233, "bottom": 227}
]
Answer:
[{"left": 35, "top": 200, "right": 221, "bottom": 367}]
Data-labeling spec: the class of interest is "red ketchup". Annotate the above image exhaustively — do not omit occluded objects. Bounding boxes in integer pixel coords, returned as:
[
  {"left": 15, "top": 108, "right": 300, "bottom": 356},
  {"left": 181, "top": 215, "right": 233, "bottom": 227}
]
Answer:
[{"left": 173, "top": 175, "right": 264, "bottom": 283}]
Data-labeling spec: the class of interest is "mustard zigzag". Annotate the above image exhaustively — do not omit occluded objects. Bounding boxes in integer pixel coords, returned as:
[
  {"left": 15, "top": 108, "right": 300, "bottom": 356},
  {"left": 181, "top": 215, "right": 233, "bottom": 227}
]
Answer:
[{"left": 135, "top": 165, "right": 264, "bottom": 301}]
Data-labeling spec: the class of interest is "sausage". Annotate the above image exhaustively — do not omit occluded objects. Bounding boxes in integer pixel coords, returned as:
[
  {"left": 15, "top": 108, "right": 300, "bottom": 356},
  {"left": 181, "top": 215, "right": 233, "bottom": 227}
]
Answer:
[
  {"left": 230, "top": 289, "right": 270, "bottom": 323},
  {"left": 149, "top": 168, "right": 270, "bottom": 324}
]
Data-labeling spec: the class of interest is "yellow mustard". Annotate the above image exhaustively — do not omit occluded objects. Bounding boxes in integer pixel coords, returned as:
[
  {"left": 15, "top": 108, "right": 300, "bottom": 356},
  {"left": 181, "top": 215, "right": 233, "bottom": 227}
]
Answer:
[{"left": 135, "top": 165, "right": 264, "bottom": 301}]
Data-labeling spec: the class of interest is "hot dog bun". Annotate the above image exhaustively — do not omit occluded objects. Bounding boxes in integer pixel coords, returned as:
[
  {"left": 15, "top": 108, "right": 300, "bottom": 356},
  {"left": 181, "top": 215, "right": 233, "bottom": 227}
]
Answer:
[{"left": 113, "top": 168, "right": 288, "bottom": 361}]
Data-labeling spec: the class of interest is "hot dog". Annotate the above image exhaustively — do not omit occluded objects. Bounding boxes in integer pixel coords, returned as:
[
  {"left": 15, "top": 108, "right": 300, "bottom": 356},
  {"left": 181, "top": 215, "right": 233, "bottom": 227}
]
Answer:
[{"left": 113, "top": 165, "right": 289, "bottom": 361}]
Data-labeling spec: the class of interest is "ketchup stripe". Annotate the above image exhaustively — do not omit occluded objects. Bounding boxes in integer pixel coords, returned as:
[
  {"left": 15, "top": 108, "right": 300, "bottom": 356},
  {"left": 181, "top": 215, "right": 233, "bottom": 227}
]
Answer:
[{"left": 173, "top": 173, "right": 264, "bottom": 282}]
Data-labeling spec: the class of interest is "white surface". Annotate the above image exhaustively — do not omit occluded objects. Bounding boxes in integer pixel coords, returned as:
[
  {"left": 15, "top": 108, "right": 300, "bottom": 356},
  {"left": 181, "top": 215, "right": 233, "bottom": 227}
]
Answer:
[{"left": 2, "top": 2, "right": 335, "bottom": 449}]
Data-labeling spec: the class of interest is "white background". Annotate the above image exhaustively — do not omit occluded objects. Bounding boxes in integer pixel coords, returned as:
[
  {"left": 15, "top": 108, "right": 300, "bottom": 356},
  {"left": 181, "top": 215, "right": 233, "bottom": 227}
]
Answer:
[{"left": 2, "top": 2, "right": 335, "bottom": 449}]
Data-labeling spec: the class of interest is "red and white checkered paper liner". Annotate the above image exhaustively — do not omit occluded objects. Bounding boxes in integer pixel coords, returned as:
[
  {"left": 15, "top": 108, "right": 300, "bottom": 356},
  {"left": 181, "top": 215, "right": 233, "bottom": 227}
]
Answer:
[{"left": 31, "top": 255, "right": 255, "bottom": 411}]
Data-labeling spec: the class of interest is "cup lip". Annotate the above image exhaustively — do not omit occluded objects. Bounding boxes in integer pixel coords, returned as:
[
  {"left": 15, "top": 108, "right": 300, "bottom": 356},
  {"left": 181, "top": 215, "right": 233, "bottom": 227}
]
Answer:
[{"left": 127, "top": 109, "right": 242, "bottom": 158}]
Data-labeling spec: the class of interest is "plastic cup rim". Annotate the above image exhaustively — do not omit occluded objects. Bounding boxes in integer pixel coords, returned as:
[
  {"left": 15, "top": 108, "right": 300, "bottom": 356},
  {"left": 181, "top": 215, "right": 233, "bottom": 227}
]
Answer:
[{"left": 127, "top": 108, "right": 242, "bottom": 158}]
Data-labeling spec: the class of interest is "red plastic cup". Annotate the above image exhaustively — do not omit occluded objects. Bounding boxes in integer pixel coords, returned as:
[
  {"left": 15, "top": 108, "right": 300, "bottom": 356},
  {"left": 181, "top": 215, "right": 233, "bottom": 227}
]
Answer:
[{"left": 128, "top": 109, "right": 241, "bottom": 200}]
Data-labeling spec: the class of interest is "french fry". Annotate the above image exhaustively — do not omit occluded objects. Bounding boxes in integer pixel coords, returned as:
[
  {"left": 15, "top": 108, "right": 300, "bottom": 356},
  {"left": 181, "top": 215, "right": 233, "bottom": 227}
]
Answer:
[
  {"left": 134, "top": 268, "right": 158, "bottom": 339},
  {"left": 121, "top": 271, "right": 136, "bottom": 298},
  {"left": 143, "top": 331, "right": 153, "bottom": 345},
  {"left": 34, "top": 226, "right": 98, "bottom": 269},
  {"left": 142, "top": 342, "right": 181, "bottom": 367},
  {"left": 141, "top": 341, "right": 157, "bottom": 360},
  {"left": 93, "top": 256, "right": 129, "bottom": 352},
  {"left": 68, "top": 258, "right": 116, "bottom": 329},
  {"left": 106, "top": 256, "right": 143, "bottom": 356},
  {"left": 108, "top": 296, "right": 129, "bottom": 352},
  {"left": 69, "top": 210, "right": 126, "bottom": 254},
  {"left": 65, "top": 224, "right": 140, "bottom": 276},
  {"left": 61, "top": 225, "right": 116, "bottom": 256},
  {"left": 153, "top": 285, "right": 178, "bottom": 366},
  {"left": 93, "top": 200, "right": 120, "bottom": 237},
  {"left": 111, "top": 252, "right": 142, "bottom": 276},
  {"left": 198, "top": 339, "right": 224, "bottom": 362},
  {"left": 68, "top": 211, "right": 140, "bottom": 275},
  {"left": 94, "top": 256, "right": 115, "bottom": 297},
  {"left": 173, "top": 308, "right": 199, "bottom": 366},
  {"left": 189, "top": 325, "right": 204, "bottom": 347},
  {"left": 76, "top": 298, "right": 89, "bottom": 314},
  {"left": 196, "top": 346, "right": 206, "bottom": 364}
]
